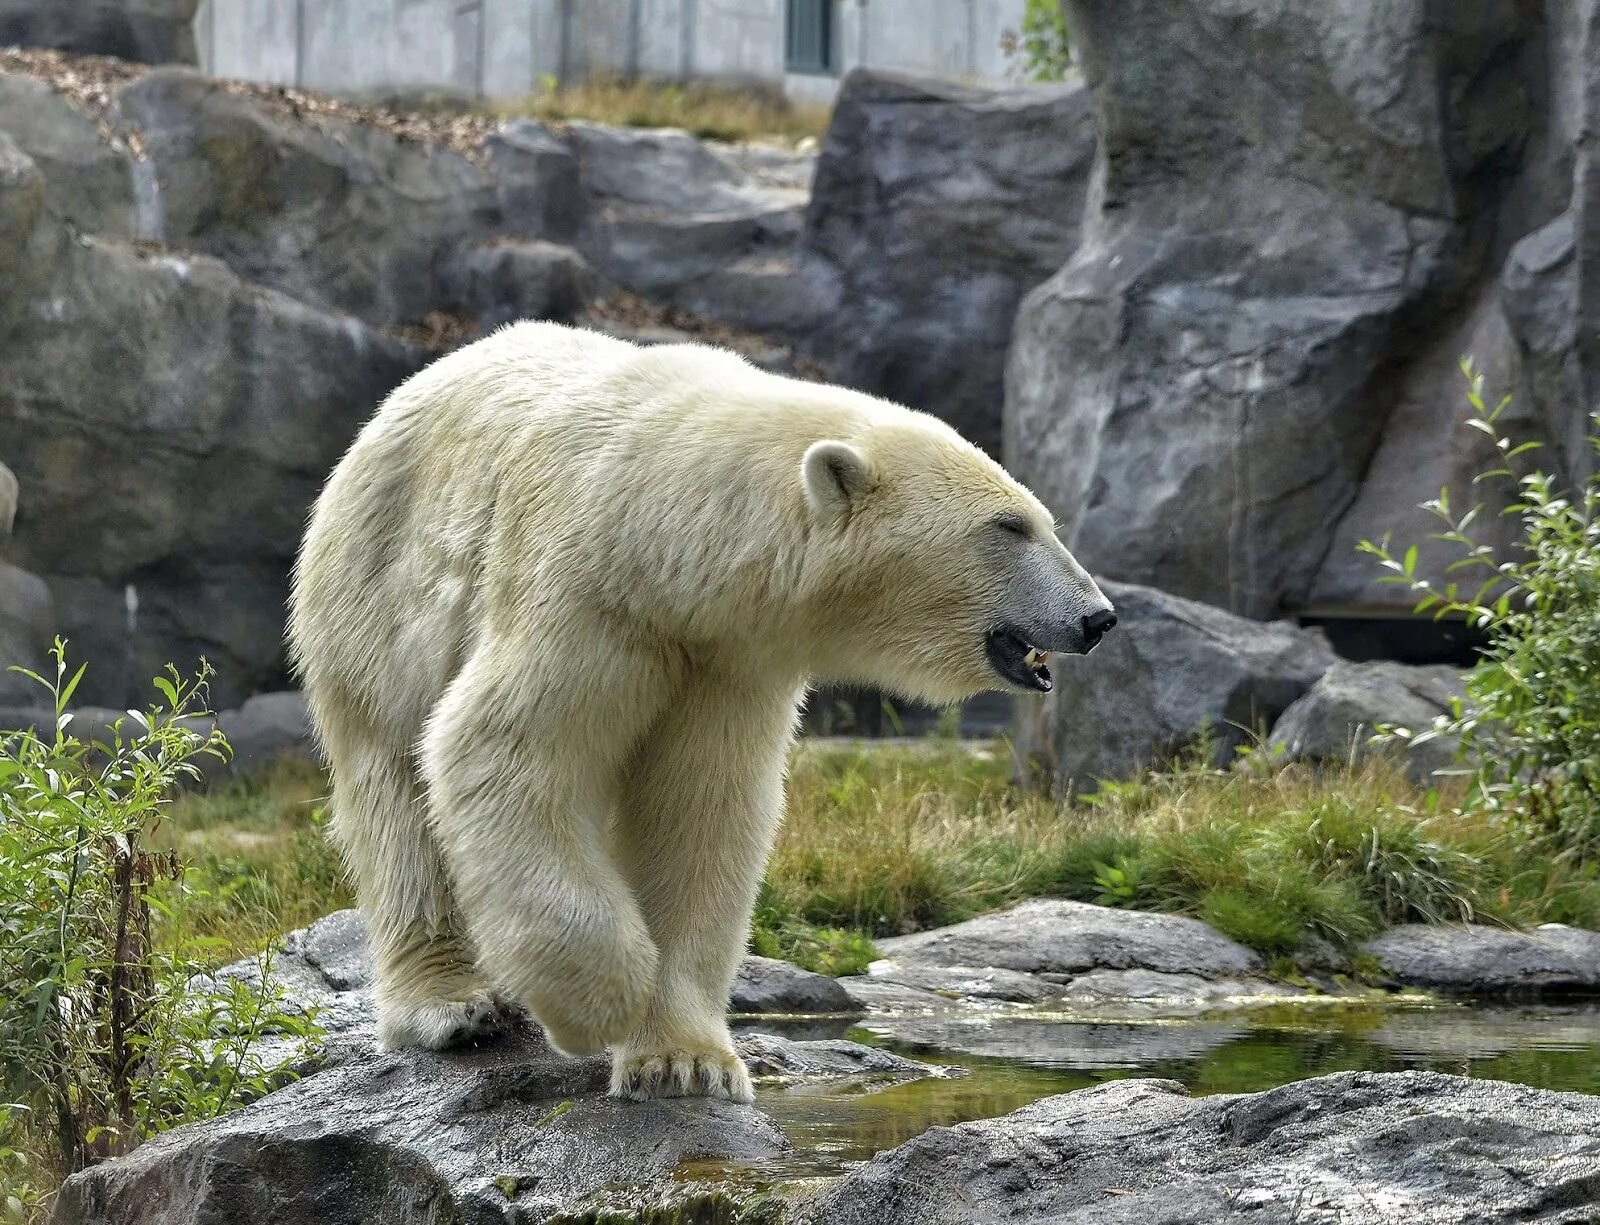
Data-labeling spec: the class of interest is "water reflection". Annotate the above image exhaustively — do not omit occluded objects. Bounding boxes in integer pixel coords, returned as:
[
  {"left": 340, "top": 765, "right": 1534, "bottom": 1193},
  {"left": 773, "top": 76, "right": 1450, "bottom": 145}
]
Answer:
[{"left": 736, "top": 1002, "right": 1600, "bottom": 1180}]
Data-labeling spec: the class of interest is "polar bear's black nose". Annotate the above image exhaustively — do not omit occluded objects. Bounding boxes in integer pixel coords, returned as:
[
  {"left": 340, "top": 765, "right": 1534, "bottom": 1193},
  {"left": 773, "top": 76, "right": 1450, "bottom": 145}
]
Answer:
[{"left": 1082, "top": 609, "right": 1117, "bottom": 649}]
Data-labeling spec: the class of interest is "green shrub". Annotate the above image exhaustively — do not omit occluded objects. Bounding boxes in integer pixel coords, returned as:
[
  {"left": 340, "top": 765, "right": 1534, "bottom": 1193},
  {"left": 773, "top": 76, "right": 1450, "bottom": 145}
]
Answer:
[
  {"left": 1003, "top": 0, "right": 1072, "bottom": 82},
  {"left": 1362, "top": 362, "right": 1600, "bottom": 864},
  {"left": 0, "top": 646, "right": 317, "bottom": 1206}
]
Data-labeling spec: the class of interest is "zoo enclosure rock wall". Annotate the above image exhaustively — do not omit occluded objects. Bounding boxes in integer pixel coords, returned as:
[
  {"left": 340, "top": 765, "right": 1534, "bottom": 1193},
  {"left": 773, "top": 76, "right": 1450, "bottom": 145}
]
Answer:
[
  {"left": 1007, "top": 0, "right": 1600, "bottom": 623},
  {"left": 0, "top": 51, "right": 1108, "bottom": 711}
]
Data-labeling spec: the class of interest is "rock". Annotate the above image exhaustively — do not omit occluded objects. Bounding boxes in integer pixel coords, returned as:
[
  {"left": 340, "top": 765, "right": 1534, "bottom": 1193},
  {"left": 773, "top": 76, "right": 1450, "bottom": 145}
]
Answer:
[
  {"left": 737, "top": 1032, "right": 947, "bottom": 1084},
  {"left": 55, "top": 907, "right": 953, "bottom": 1225},
  {"left": 861, "top": 961, "right": 1064, "bottom": 1004},
  {"left": 1006, "top": 0, "right": 1584, "bottom": 622},
  {"left": 730, "top": 955, "right": 859, "bottom": 1015},
  {"left": 1364, "top": 923, "right": 1600, "bottom": 997},
  {"left": 113, "top": 68, "right": 584, "bottom": 328},
  {"left": 1267, "top": 660, "right": 1467, "bottom": 779},
  {"left": 1013, "top": 580, "right": 1336, "bottom": 791},
  {"left": 0, "top": 459, "right": 15, "bottom": 534},
  {"left": 875, "top": 899, "right": 1262, "bottom": 979},
  {"left": 49, "top": 1028, "right": 794, "bottom": 1225},
  {"left": 0, "top": 204, "right": 420, "bottom": 706},
  {"left": 0, "top": 563, "right": 53, "bottom": 703},
  {"left": 215, "top": 690, "right": 319, "bottom": 777},
  {"left": 811, "top": 1071, "right": 1600, "bottom": 1224},
  {"left": 482, "top": 119, "right": 587, "bottom": 245},
  {"left": 563, "top": 120, "right": 818, "bottom": 331},
  {"left": 0, "top": 0, "right": 198, "bottom": 64},
  {"left": 837, "top": 976, "right": 955, "bottom": 1014},
  {"left": 450, "top": 239, "right": 596, "bottom": 330},
  {"left": 0, "top": 74, "right": 136, "bottom": 236},
  {"left": 293, "top": 909, "right": 372, "bottom": 993},
  {"left": 802, "top": 70, "right": 1094, "bottom": 453}
]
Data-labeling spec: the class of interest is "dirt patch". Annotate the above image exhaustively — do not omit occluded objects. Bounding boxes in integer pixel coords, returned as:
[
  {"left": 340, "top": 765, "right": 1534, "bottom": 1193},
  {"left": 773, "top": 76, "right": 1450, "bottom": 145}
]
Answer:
[{"left": 386, "top": 310, "right": 481, "bottom": 354}]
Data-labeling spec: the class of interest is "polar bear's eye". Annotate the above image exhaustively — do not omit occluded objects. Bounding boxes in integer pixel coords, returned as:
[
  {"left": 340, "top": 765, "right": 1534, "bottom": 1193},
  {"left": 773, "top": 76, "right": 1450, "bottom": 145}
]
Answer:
[{"left": 994, "top": 513, "right": 1032, "bottom": 539}]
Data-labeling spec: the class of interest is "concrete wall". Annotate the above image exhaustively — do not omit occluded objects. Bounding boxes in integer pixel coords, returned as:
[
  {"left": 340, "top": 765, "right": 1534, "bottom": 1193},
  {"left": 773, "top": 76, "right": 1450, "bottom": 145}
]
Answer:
[{"left": 196, "top": 0, "right": 1033, "bottom": 101}]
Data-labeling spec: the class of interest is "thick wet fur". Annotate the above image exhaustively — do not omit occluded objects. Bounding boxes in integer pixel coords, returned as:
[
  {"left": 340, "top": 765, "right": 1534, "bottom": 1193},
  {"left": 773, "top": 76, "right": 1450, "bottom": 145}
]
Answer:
[{"left": 288, "top": 322, "right": 1111, "bottom": 1102}]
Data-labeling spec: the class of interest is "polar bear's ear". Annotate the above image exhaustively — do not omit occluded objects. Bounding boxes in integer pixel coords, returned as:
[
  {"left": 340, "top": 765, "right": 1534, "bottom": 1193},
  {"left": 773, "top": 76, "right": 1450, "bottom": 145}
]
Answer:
[{"left": 802, "top": 440, "right": 875, "bottom": 523}]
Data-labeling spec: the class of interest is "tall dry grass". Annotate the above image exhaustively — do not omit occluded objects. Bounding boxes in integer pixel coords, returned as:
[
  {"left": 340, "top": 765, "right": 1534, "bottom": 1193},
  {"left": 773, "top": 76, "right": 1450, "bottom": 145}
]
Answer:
[{"left": 502, "top": 75, "right": 830, "bottom": 143}]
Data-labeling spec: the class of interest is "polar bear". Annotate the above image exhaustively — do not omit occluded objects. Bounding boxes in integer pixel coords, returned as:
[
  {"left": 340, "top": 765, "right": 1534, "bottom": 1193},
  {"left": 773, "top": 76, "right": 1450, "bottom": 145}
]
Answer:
[{"left": 288, "top": 323, "right": 1114, "bottom": 1102}]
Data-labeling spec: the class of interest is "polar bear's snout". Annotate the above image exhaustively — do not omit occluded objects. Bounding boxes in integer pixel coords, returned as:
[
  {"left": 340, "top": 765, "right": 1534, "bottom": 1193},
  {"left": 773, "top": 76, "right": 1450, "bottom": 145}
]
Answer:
[
  {"left": 981, "top": 526, "right": 1116, "bottom": 691},
  {"left": 985, "top": 605, "right": 1116, "bottom": 692}
]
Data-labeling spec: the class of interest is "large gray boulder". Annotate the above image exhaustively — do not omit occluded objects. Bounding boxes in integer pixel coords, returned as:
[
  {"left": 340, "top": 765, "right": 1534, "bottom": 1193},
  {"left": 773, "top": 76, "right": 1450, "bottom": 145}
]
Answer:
[
  {"left": 812, "top": 1071, "right": 1600, "bottom": 1224},
  {"left": 1014, "top": 580, "right": 1335, "bottom": 791},
  {"left": 0, "top": 147, "right": 421, "bottom": 706},
  {"left": 0, "top": 0, "right": 198, "bottom": 64},
  {"left": 1365, "top": 923, "right": 1600, "bottom": 997},
  {"left": 1267, "top": 660, "right": 1467, "bottom": 779},
  {"left": 800, "top": 70, "right": 1095, "bottom": 453},
  {"left": 875, "top": 899, "right": 1262, "bottom": 980},
  {"left": 1007, "top": 0, "right": 1596, "bottom": 622},
  {"left": 112, "top": 68, "right": 586, "bottom": 328}
]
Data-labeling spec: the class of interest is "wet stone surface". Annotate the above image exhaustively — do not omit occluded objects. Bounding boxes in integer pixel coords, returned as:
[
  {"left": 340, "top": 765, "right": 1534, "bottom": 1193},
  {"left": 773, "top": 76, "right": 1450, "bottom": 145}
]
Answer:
[{"left": 54, "top": 904, "right": 1600, "bottom": 1223}]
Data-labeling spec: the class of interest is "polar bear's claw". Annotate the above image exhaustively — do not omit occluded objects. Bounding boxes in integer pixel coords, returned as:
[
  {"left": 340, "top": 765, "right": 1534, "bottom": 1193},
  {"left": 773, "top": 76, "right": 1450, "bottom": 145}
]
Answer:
[{"left": 610, "top": 1047, "right": 754, "bottom": 1103}]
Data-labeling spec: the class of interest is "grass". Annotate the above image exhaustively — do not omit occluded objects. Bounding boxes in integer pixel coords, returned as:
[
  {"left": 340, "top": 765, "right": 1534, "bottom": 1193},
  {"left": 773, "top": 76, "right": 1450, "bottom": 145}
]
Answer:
[
  {"left": 154, "top": 740, "right": 1600, "bottom": 980},
  {"left": 153, "top": 758, "right": 351, "bottom": 965},
  {"left": 762, "top": 739, "right": 1600, "bottom": 966},
  {"left": 501, "top": 75, "right": 831, "bottom": 143}
]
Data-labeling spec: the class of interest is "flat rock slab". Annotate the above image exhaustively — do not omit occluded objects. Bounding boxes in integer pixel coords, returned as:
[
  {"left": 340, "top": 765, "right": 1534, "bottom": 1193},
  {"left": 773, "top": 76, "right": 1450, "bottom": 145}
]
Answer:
[
  {"left": 860, "top": 960, "right": 1068, "bottom": 1003},
  {"left": 874, "top": 899, "right": 1262, "bottom": 979},
  {"left": 1365, "top": 924, "right": 1600, "bottom": 997},
  {"left": 811, "top": 1071, "right": 1600, "bottom": 1224},
  {"left": 50, "top": 1022, "right": 942, "bottom": 1225}
]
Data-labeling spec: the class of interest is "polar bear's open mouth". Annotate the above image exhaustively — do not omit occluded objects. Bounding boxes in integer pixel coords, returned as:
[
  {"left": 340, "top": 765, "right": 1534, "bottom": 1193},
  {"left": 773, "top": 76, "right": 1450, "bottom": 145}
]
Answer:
[{"left": 985, "top": 628, "right": 1052, "bottom": 692}]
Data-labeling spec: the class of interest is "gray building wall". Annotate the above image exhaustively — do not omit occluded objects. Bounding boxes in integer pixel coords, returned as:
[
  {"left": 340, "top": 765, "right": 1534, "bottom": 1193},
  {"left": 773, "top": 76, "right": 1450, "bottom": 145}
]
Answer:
[{"left": 196, "top": 0, "right": 1031, "bottom": 101}]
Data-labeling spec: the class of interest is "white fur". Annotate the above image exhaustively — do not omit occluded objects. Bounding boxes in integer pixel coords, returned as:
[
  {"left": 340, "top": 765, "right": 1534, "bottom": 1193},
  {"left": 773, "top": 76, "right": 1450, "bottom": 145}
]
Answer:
[{"left": 288, "top": 322, "right": 1102, "bottom": 1100}]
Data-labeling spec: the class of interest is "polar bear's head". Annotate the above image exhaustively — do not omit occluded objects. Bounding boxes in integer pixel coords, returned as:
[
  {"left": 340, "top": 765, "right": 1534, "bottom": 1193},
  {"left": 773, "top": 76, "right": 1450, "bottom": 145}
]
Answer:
[{"left": 800, "top": 419, "right": 1115, "bottom": 706}]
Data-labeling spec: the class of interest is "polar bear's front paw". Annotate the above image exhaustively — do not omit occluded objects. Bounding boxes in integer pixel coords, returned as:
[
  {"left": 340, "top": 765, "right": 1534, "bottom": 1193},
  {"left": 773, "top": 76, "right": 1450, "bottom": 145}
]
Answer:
[
  {"left": 377, "top": 993, "right": 509, "bottom": 1051},
  {"left": 608, "top": 1045, "right": 754, "bottom": 1103}
]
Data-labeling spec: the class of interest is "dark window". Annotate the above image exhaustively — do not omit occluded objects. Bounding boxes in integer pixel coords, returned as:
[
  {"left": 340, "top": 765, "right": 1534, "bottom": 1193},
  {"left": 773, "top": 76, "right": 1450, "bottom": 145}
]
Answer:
[{"left": 786, "top": 0, "right": 834, "bottom": 74}]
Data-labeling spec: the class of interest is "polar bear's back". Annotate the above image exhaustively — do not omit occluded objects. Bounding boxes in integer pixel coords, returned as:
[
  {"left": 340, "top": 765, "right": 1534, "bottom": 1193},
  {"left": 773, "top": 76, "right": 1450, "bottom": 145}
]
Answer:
[{"left": 289, "top": 323, "right": 792, "bottom": 730}]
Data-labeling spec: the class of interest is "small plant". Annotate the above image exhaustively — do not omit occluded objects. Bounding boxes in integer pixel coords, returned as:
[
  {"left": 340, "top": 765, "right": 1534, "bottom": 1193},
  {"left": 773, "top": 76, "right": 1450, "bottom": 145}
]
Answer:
[
  {"left": 1091, "top": 858, "right": 1139, "bottom": 907},
  {"left": 0, "top": 645, "right": 317, "bottom": 1201},
  {"left": 1002, "top": 0, "right": 1072, "bottom": 82},
  {"left": 1360, "top": 362, "right": 1600, "bottom": 864}
]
